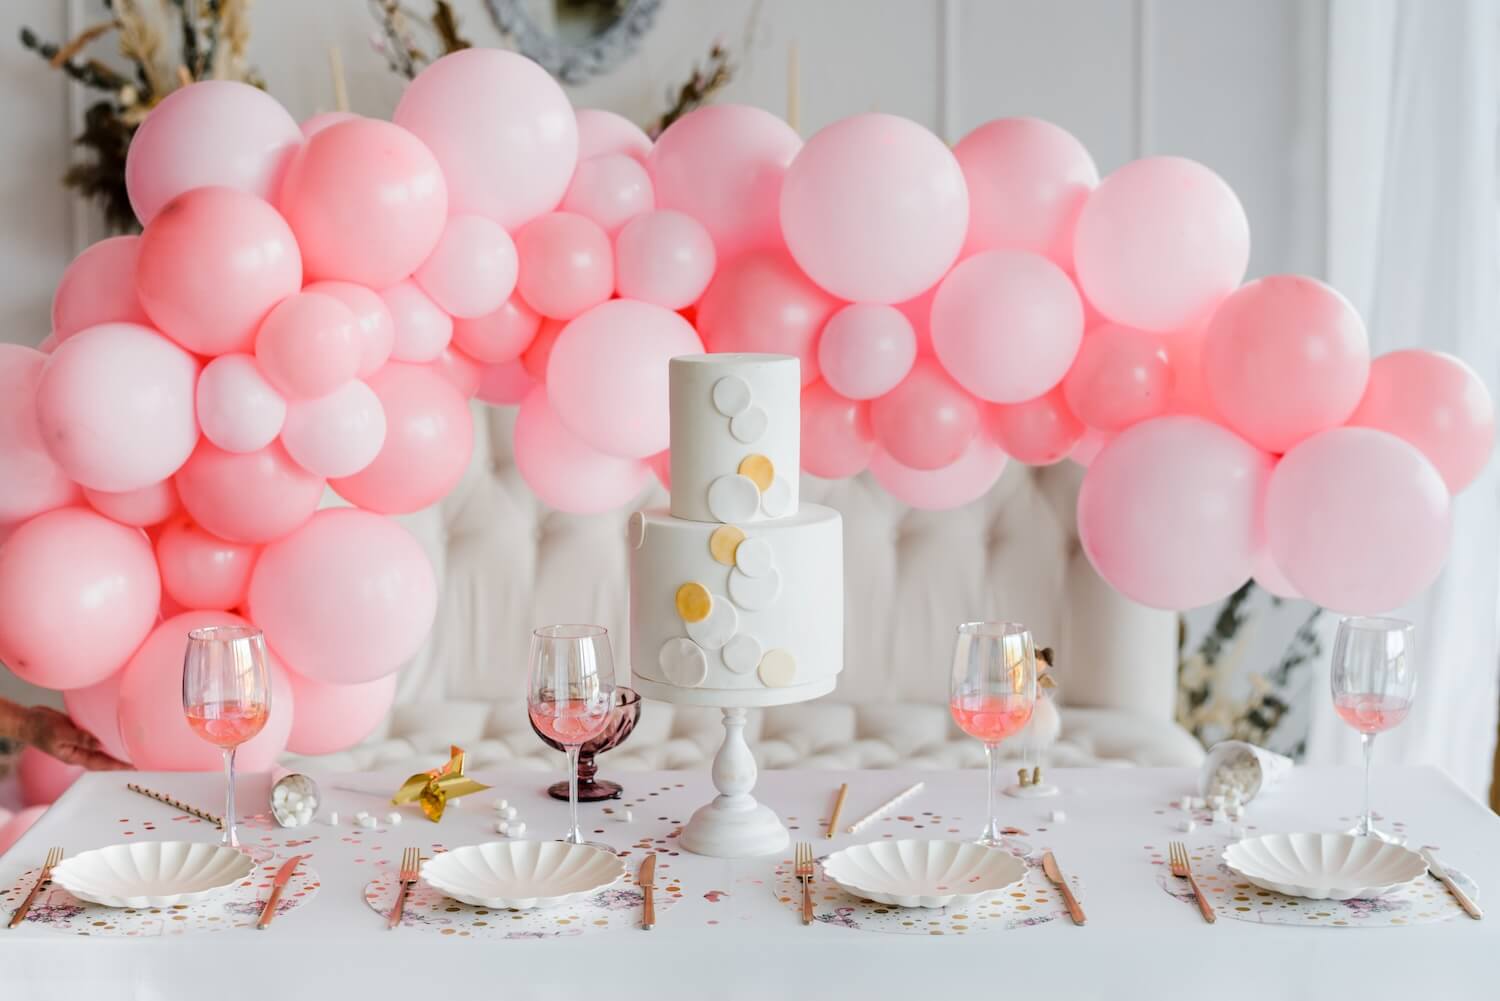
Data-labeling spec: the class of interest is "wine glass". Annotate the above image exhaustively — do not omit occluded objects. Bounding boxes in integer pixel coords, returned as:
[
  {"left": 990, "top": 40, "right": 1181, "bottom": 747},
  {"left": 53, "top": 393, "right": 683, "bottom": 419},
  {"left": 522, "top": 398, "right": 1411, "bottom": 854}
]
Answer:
[
  {"left": 949, "top": 622, "right": 1037, "bottom": 848},
  {"left": 529, "top": 687, "right": 642, "bottom": 801},
  {"left": 182, "top": 625, "right": 270, "bottom": 853},
  {"left": 527, "top": 625, "right": 616, "bottom": 847},
  {"left": 1330, "top": 616, "right": 1417, "bottom": 841}
]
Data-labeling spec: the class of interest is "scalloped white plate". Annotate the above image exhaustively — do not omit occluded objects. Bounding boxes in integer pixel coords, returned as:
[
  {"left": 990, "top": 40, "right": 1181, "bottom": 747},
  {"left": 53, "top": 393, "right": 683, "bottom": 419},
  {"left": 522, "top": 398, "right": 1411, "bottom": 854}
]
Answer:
[
  {"left": 820, "top": 839, "right": 1027, "bottom": 909},
  {"left": 51, "top": 841, "right": 256, "bottom": 908},
  {"left": 420, "top": 840, "right": 626, "bottom": 910},
  {"left": 1222, "top": 832, "right": 1428, "bottom": 900}
]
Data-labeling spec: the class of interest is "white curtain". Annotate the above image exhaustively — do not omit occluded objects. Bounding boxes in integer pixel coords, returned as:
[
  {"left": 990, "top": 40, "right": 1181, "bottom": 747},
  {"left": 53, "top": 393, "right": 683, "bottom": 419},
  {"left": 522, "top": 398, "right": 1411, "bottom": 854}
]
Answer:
[{"left": 1308, "top": 0, "right": 1500, "bottom": 796}]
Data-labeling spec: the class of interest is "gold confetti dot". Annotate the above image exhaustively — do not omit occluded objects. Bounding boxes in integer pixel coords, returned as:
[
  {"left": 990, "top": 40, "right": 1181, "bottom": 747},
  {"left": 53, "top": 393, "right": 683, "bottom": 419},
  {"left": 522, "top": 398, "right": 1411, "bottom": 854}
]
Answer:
[
  {"left": 709, "top": 525, "right": 745, "bottom": 565},
  {"left": 737, "top": 454, "right": 775, "bottom": 491},
  {"left": 675, "top": 582, "right": 712, "bottom": 622}
]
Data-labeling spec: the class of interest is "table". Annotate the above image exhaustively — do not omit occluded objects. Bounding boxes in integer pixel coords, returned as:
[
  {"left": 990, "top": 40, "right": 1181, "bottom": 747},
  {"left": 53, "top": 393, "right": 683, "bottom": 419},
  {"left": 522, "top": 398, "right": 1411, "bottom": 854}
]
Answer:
[{"left": 1, "top": 765, "right": 1495, "bottom": 1000}]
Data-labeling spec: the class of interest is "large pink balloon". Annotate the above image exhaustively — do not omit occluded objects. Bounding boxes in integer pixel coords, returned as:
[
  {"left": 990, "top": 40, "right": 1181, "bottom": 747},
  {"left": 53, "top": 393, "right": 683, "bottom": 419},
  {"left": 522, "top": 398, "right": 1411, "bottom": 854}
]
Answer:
[
  {"left": 304, "top": 281, "right": 395, "bottom": 378},
  {"left": 381, "top": 279, "right": 454, "bottom": 363},
  {"left": 83, "top": 479, "right": 179, "bottom": 527},
  {"left": 818, "top": 303, "right": 917, "bottom": 401},
  {"left": 561, "top": 153, "right": 655, "bottom": 235},
  {"left": 395, "top": 49, "right": 577, "bottom": 229},
  {"left": 575, "top": 108, "right": 651, "bottom": 163},
  {"left": 1202, "top": 275, "right": 1369, "bottom": 453},
  {"left": 175, "top": 440, "right": 324, "bottom": 544},
  {"left": 985, "top": 386, "right": 1085, "bottom": 465},
  {"left": 453, "top": 296, "right": 543, "bottom": 364},
  {"left": 285, "top": 669, "right": 397, "bottom": 756},
  {"left": 0, "top": 806, "right": 47, "bottom": 859},
  {"left": 696, "top": 248, "right": 839, "bottom": 385},
  {"left": 278, "top": 118, "right": 447, "bottom": 289},
  {"left": 1062, "top": 324, "right": 1172, "bottom": 431},
  {"left": 1078, "top": 417, "right": 1270, "bottom": 610},
  {"left": 136, "top": 186, "right": 302, "bottom": 356},
  {"left": 547, "top": 300, "right": 704, "bottom": 458},
  {"left": 514, "top": 212, "right": 614, "bottom": 321},
  {"left": 156, "top": 515, "right": 258, "bottom": 611},
  {"left": 118, "top": 610, "right": 294, "bottom": 770},
  {"left": 870, "top": 359, "right": 980, "bottom": 470},
  {"left": 0, "top": 507, "right": 159, "bottom": 689},
  {"left": 514, "top": 385, "right": 650, "bottom": 514},
  {"left": 125, "top": 80, "right": 301, "bottom": 225},
  {"left": 280, "top": 380, "right": 387, "bottom": 478},
  {"left": 1265, "top": 428, "right": 1450, "bottom": 613},
  {"left": 1346, "top": 349, "right": 1494, "bottom": 493},
  {"left": 781, "top": 113, "right": 968, "bottom": 304},
  {"left": 248, "top": 509, "right": 437, "bottom": 684},
  {"left": 51, "top": 236, "right": 150, "bottom": 342},
  {"left": 254, "top": 292, "right": 362, "bottom": 399},
  {"left": 930, "top": 250, "right": 1084, "bottom": 403},
  {"left": 329, "top": 364, "right": 473, "bottom": 514},
  {"left": 868, "top": 437, "right": 1008, "bottom": 511},
  {"left": 0, "top": 345, "right": 79, "bottom": 523},
  {"left": 954, "top": 117, "right": 1098, "bottom": 267},
  {"left": 36, "top": 323, "right": 199, "bottom": 492},
  {"left": 196, "top": 353, "right": 287, "bottom": 454},
  {"left": 1074, "top": 157, "right": 1249, "bottom": 332},
  {"left": 648, "top": 104, "right": 801, "bottom": 259},
  {"left": 63, "top": 670, "right": 129, "bottom": 761},
  {"left": 614, "top": 210, "right": 716, "bottom": 310},
  {"left": 414, "top": 214, "right": 519, "bottom": 319},
  {"left": 801, "top": 381, "right": 875, "bottom": 479},
  {"left": 18, "top": 747, "right": 83, "bottom": 807},
  {"left": 476, "top": 358, "right": 534, "bottom": 406}
]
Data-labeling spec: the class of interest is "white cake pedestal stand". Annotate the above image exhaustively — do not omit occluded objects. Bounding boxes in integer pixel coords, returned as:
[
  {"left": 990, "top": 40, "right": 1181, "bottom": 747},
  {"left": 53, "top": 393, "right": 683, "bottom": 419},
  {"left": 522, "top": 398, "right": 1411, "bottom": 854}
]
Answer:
[{"left": 678, "top": 708, "right": 789, "bottom": 858}]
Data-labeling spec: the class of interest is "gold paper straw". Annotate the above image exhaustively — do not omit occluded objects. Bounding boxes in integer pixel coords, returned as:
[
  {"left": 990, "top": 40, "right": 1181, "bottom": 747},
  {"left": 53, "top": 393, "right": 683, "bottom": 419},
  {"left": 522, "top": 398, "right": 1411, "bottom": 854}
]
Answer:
[{"left": 825, "top": 782, "right": 849, "bottom": 839}]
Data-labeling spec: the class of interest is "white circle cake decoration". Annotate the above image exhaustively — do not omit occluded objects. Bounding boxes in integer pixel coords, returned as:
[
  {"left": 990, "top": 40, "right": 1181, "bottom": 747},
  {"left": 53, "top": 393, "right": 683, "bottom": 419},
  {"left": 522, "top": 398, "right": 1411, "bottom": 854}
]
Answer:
[
  {"left": 685, "top": 594, "right": 738, "bottom": 651},
  {"left": 729, "top": 565, "right": 782, "bottom": 611},
  {"left": 659, "top": 637, "right": 709, "bottom": 688},
  {"left": 707, "top": 474, "right": 761, "bottom": 523},
  {"left": 712, "top": 375, "right": 752, "bottom": 417},
  {"left": 734, "top": 536, "right": 774, "bottom": 578},
  {"left": 729, "top": 405, "right": 768, "bottom": 444},
  {"left": 757, "top": 649, "right": 797, "bottom": 687},
  {"left": 722, "top": 634, "right": 762, "bottom": 675},
  {"left": 761, "top": 476, "right": 793, "bottom": 517},
  {"left": 627, "top": 511, "right": 647, "bottom": 549}
]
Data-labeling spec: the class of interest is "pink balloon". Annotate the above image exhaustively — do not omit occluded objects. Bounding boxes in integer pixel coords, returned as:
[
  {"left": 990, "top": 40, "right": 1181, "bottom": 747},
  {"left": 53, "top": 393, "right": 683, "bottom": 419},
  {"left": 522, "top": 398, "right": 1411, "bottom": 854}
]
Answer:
[
  {"left": 868, "top": 437, "right": 1008, "bottom": 511},
  {"left": 1265, "top": 428, "right": 1450, "bottom": 613},
  {"left": 576, "top": 108, "right": 651, "bottom": 163},
  {"left": 119, "top": 610, "right": 294, "bottom": 770},
  {"left": 954, "top": 117, "right": 1098, "bottom": 267},
  {"left": 395, "top": 49, "right": 578, "bottom": 229},
  {"left": 649, "top": 104, "right": 802, "bottom": 259},
  {"left": 0, "top": 345, "right": 79, "bottom": 523},
  {"left": 18, "top": 746, "right": 83, "bottom": 807},
  {"left": 1062, "top": 324, "right": 1172, "bottom": 431},
  {"left": 931, "top": 250, "right": 1084, "bottom": 403},
  {"left": 1074, "top": 156, "right": 1250, "bottom": 332},
  {"left": 156, "top": 515, "right": 258, "bottom": 611},
  {"left": 285, "top": 669, "right": 397, "bottom": 756},
  {"left": 51, "top": 236, "right": 150, "bottom": 342},
  {"left": 614, "top": 210, "right": 716, "bottom": 310},
  {"left": 428, "top": 345, "right": 484, "bottom": 399},
  {"left": 870, "top": 359, "right": 980, "bottom": 470},
  {"left": 1346, "top": 349, "right": 1494, "bottom": 493},
  {"left": 0, "top": 507, "right": 159, "bottom": 689},
  {"left": 62, "top": 670, "right": 129, "bottom": 761},
  {"left": 801, "top": 381, "right": 875, "bottom": 479},
  {"left": 300, "top": 110, "right": 357, "bottom": 137},
  {"left": 280, "top": 380, "right": 386, "bottom": 478},
  {"left": 781, "top": 113, "right": 967, "bottom": 304},
  {"left": 514, "top": 386, "right": 650, "bottom": 513},
  {"left": 0, "top": 806, "right": 47, "bottom": 859},
  {"left": 514, "top": 212, "right": 614, "bottom": 320},
  {"left": 453, "top": 296, "right": 542, "bottom": 364},
  {"left": 175, "top": 440, "right": 324, "bottom": 544},
  {"left": 1252, "top": 546, "right": 1300, "bottom": 600},
  {"left": 476, "top": 359, "right": 534, "bottom": 406},
  {"left": 1068, "top": 428, "right": 1113, "bottom": 468},
  {"left": 561, "top": 153, "right": 655, "bottom": 235},
  {"left": 1161, "top": 322, "right": 1221, "bottom": 421},
  {"left": 83, "top": 479, "right": 179, "bottom": 527},
  {"left": 330, "top": 363, "right": 473, "bottom": 514},
  {"left": 36, "top": 323, "right": 199, "bottom": 492},
  {"left": 818, "top": 304, "right": 917, "bottom": 400},
  {"left": 380, "top": 280, "right": 453, "bottom": 363},
  {"left": 1202, "top": 275, "right": 1369, "bottom": 453},
  {"left": 547, "top": 299, "right": 704, "bottom": 458},
  {"left": 249, "top": 509, "right": 437, "bottom": 684},
  {"left": 696, "top": 248, "right": 839, "bottom": 385},
  {"left": 196, "top": 353, "right": 287, "bottom": 454},
  {"left": 125, "top": 80, "right": 301, "bottom": 225},
  {"left": 985, "top": 386, "right": 1085, "bottom": 465},
  {"left": 304, "top": 281, "right": 396, "bottom": 378},
  {"left": 1077, "top": 416, "right": 1270, "bottom": 609},
  {"left": 254, "top": 292, "right": 362, "bottom": 399},
  {"left": 522, "top": 318, "right": 567, "bottom": 383},
  {"left": 414, "top": 214, "right": 519, "bottom": 319}
]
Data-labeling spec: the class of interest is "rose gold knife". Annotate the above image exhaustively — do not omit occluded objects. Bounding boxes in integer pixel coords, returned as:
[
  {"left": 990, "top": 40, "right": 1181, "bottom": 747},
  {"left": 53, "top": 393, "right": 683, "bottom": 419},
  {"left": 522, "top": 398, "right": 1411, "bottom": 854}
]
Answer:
[
  {"left": 1041, "top": 851, "right": 1086, "bottom": 925},
  {"left": 256, "top": 855, "right": 306, "bottom": 930},
  {"left": 639, "top": 853, "right": 657, "bottom": 930}
]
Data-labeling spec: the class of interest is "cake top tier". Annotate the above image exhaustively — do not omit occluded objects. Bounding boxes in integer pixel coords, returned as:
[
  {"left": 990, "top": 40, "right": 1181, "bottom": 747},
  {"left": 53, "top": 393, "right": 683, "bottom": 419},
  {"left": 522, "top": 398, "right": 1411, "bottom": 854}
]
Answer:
[{"left": 668, "top": 354, "right": 801, "bottom": 524}]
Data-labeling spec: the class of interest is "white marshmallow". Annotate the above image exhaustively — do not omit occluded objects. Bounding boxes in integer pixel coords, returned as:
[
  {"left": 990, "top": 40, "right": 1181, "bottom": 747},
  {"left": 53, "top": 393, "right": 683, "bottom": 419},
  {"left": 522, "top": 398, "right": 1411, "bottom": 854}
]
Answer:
[
  {"left": 1177, "top": 818, "right": 1196, "bottom": 833},
  {"left": 327, "top": 812, "right": 340, "bottom": 826},
  {"left": 355, "top": 810, "right": 371, "bottom": 822},
  {"left": 450, "top": 798, "right": 463, "bottom": 808},
  {"left": 358, "top": 815, "right": 377, "bottom": 830},
  {"left": 509, "top": 821, "right": 526, "bottom": 837},
  {"left": 625, "top": 808, "right": 634, "bottom": 823},
  {"left": 495, "top": 820, "right": 510, "bottom": 836},
  {"left": 1207, "top": 795, "right": 1225, "bottom": 810},
  {"left": 493, "top": 799, "right": 510, "bottom": 813},
  {"left": 1048, "top": 810, "right": 1066, "bottom": 823},
  {"left": 273, "top": 785, "right": 288, "bottom": 804},
  {"left": 502, "top": 806, "right": 518, "bottom": 820},
  {"left": 1211, "top": 808, "right": 1229, "bottom": 825},
  {"left": 386, "top": 812, "right": 402, "bottom": 826},
  {"left": 1228, "top": 804, "right": 1243, "bottom": 821}
]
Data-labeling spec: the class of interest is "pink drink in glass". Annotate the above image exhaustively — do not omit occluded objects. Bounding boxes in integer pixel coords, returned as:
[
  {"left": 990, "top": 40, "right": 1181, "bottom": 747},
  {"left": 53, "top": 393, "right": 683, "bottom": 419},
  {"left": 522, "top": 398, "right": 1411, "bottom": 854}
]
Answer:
[
  {"left": 950, "top": 693, "right": 1034, "bottom": 743},
  {"left": 1333, "top": 693, "right": 1411, "bottom": 735},
  {"left": 528, "top": 698, "right": 609, "bottom": 746},
  {"left": 185, "top": 701, "right": 269, "bottom": 748}
]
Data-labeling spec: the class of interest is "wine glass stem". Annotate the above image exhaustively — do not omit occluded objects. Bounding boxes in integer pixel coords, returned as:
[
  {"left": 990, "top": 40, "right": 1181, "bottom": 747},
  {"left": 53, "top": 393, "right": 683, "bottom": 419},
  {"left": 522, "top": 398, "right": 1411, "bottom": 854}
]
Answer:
[
  {"left": 981, "top": 742, "right": 1001, "bottom": 846},
  {"left": 565, "top": 745, "right": 582, "bottom": 844},
  {"left": 1360, "top": 732, "right": 1375, "bottom": 837},
  {"left": 221, "top": 746, "right": 238, "bottom": 849}
]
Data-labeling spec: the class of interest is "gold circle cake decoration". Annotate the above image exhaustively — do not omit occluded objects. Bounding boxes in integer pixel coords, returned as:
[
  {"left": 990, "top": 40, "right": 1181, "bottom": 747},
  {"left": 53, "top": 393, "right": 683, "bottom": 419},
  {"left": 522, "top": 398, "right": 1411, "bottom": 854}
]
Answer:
[
  {"left": 736, "top": 454, "right": 775, "bottom": 492},
  {"left": 709, "top": 525, "right": 746, "bottom": 566},
  {"left": 675, "top": 582, "right": 713, "bottom": 623}
]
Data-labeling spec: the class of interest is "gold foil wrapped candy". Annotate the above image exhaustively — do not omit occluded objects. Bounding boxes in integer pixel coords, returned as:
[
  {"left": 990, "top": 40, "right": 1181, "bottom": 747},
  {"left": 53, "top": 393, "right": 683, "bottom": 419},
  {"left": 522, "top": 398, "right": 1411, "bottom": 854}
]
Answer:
[{"left": 391, "top": 745, "right": 491, "bottom": 821}]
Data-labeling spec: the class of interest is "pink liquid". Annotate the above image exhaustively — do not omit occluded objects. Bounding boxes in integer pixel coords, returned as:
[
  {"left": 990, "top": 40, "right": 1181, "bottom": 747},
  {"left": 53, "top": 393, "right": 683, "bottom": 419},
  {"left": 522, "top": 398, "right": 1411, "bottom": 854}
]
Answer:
[
  {"left": 529, "top": 698, "right": 609, "bottom": 746},
  {"left": 1334, "top": 693, "right": 1411, "bottom": 734},
  {"left": 185, "top": 701, "right": 269, "bottom": 748},
  {"left": 950, "top": 693, "right": 1034, "bottom": 743}
]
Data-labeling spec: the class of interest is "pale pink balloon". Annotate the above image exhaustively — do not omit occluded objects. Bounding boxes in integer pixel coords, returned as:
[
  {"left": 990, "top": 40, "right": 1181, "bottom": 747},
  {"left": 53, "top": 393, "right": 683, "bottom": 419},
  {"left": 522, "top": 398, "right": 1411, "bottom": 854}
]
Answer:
[
  {"left": 476, "top": 359, "right": 534, "bottom": 406},
  {"left": 249, "top": 508, "right": 437, "bottom": 684},
  {"left": 83, "top": 479, "right": 179, "bottom": 527},
  {"left": 51, "top": 236, "right": 149, "bottom": 342},
  {"left": 868, "top": 437, "right": 1008, "bottom": 511},
  {"left": 285, "top": 669, "right": 397, "bottom": 756},
  {"left": 304, "top": 281, "right": 396, "bottom": 378},
  {"left": 649, "top": 104, "right": 802, "bottom": 258},
  {"left": 561, "top": 153, "right": 655, "bottom": 235},
  {"left": 125, "top": 80, "right": 301, "bottom": 225},
  {"left": 1252, "top": 546, "right": 1300, "bottom": 600},
  {"left": 196, "top": 353, "right": 287, "bottom": 453},
  {"left": 428, "top": 345, "right": 483, "bottom": 399},
  {"left": 818, "top": 303, "right": 917, "bottom": 400},
  {"left": 870, "top": 359, "right": 980, "bottom": 470},
  {"left": 1346, "top": 349, "right": 1494, "bottom": 494},
  {"left": 329, "top": 363, "right": 473, "bottom": 514},
  {"left": 62, "top": 671, "right": 128, "bottom": 761},
  {"left": 954, "top": 117, "right": 1099, "bottom": 267},
  {"left": 279, "top": 380, "right": 387, "bottom": 479},
  {"left": 0, "top": 807, "right": 46, "bottom": 858},
  {"left": 801, "top": 381, "right": 875, "bottom": 479},
  {"left": 300, "top": 110, "right": 357, "bottom": 137},
  {"left": 1062, "top": 324, "right": 1172, "bottom": 431},
  {"left": 119, "top": 610, "right": 294, "bottom": 770},
  {"left": 175, "top": 440, "right": 324, "bottom": 544},
  {"left": 381, "top": 279, "right": 454, "bottom": 363},
  {"left": 0, "top": 507, "right": 159, "bottom": 689},
  {"left": 514, "top": 212, "right": 614, "bottom": 320},
  {"left": 547, "top": 299, "right": 703, "bottom": 458},
  {"left": 696, "top": 248, "right": 839, "bottom": 385},
  {"left": 453, "top": 296, "right": 542, "bottom": 364},
  {"left": 36, "top": 323, "right": 199, "bottom": 492},
  {"left": 984, "top": 386, "right": 1085, "bottom": 465},
  {"left": 1074, "top": 157, "right": 1250, "bottom": 332},
  {"left": 576, "top": 108, "right": 651, "bottom": 163},
  {"left": 1265, "top": 428, "right": 1450, "bottom": 613},
  {"left": 395, "top": 49, "right": 577, "bottom": 228},
  {"left": 1202, "top": 275, "right": 1369, "bottom": 454},
  {"left": 1077, "top": 416, "right": 1270, "bottom": 610},
  {"left": 513, "top": 385, "right": 650, "bottom": 514},
  {"left": 18, "top": 746, "right": 83, "bottom": 806},
  {"left": 522, "top": 318, "right": 567, "bottom": 383},
  {"left": 414, "top": 214, "right": 519, "bottom": 319},
  {"left": 0, "top": 345, "right": 79, "bottom": 524},
  {"left": 1068, "top": 428, "right": 1113, "bottom": 468},
  {"left": 930, "top": 250, "right": 1084, "bottom": 403},
  {"left": 254, "top": 292, "right": 362, "bottom": 399},
  {"left": 781, "top": 113, "right": 968, "bottom": 304},
  {"left": 155, "top": 515, "right": 258, "bottom": 611},
  {"left": 614, "top": 210, "right": 716, "bottom": 310},
  {"left": 278, "top": 118, "right": 448, "bottom": 289}
]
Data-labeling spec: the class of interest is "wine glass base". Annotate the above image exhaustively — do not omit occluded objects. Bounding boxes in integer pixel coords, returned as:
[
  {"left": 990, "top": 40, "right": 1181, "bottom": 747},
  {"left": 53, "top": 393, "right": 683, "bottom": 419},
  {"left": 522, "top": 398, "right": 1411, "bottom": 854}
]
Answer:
[
  {"left": 546, "top": 778, "right": 623, "bottom": 802},
  {"left": 233, "top": 844, "right": 276, "bottom": 863},
  {"left": 1003, "top": 782, "right": 1060, "bottom": 799},
  {"left": 1345, "top": 823, "right": 1404, "bottom": 844},
  {"left": 559, "top": 838, "right": 617, "bottom": 853}
]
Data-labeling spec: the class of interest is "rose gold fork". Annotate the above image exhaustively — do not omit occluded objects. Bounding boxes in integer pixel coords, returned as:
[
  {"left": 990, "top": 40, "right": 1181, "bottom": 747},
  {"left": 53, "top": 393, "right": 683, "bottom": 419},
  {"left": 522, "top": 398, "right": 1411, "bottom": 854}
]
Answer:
[
  {"left": 794, "top": 843, "right": 815, "bottom": 925},
  {"left": 8, "top": 847, "right": 62, "bottom": 929},
  {"left": 1168, "top": 841, "right": 1216, "bottom": 923},
  {"left": 387, "top": 847, "right": 421, "bottom": 929}
]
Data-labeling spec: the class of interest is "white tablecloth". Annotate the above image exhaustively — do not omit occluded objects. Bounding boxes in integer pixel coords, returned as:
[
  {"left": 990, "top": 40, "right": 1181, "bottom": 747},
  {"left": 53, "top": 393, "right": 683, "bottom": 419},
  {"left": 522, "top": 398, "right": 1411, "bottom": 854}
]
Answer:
[{"left": 1, "top": 765, "right": 1495, "bottom": 1000}]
